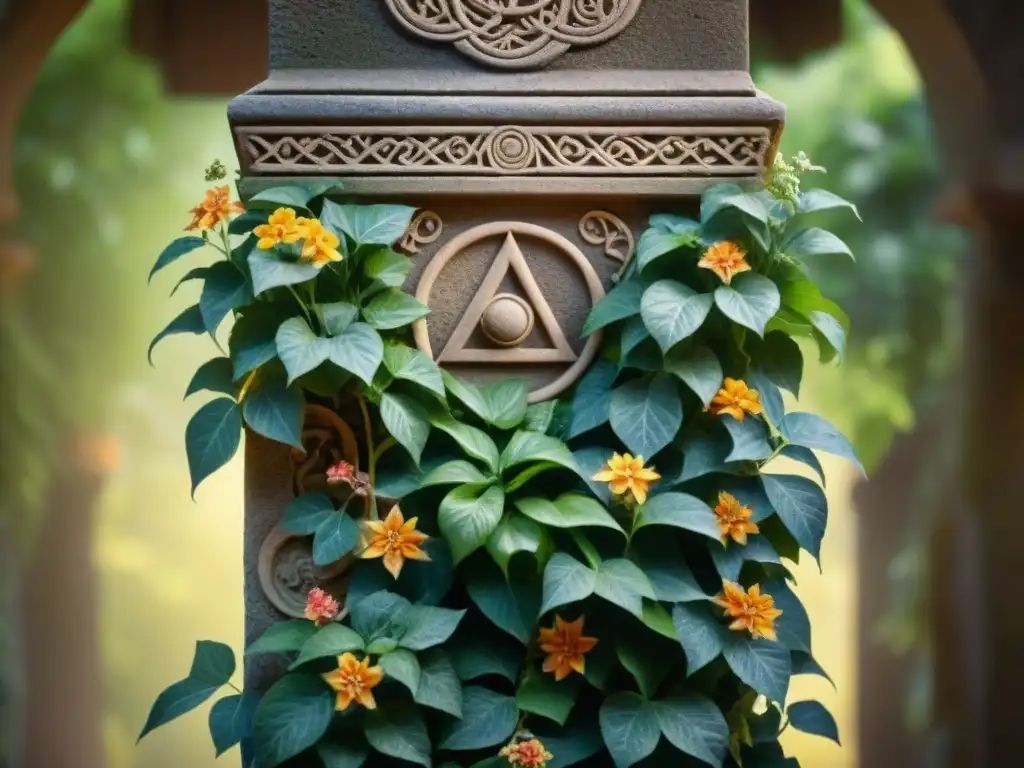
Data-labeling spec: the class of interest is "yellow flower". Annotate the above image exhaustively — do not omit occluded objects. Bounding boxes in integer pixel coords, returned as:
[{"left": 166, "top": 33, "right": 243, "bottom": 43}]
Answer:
[
  {"left": 712, "top": 581, "right": 783, "bottom": 641},
  {"left": 591, "top": 452, "right": 661, "bottom": 505},
  {"left": 300, "top": 218, "right": 343, "bottom": 266},
  {"left": 185, "top": 185, "right": 244, "bottom": 231},
  {"left": 698, "top": 240, "right": 751, "bottom": 285},
  {"left": 321, "top": 652, "right": 384, "bottom": 711},
  {"left": 713, "top": 491, "right": 760, "bottom": 546},
  {"left": 253, "top": 207, "right": 305, "bottom": 250},
  {"left": 500, "top": 738, "right": 554, "bottom": 767},
  {"left": 708, "top": 378, "right": 764, "bottom": 422},
  {"left": 538, "top": 615, "right": 599, "bottom": 681},
  {"left": 359, "top": 505, "right": 430, "bottom": 579}
]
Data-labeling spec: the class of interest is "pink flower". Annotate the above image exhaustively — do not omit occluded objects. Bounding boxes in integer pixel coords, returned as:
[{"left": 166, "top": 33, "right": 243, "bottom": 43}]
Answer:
[
  {"left": 304, "top": 587, "right": 340, "bottom": 625},
  {"left": 327, "top": 460, "right": 356, "bottom": 486}
]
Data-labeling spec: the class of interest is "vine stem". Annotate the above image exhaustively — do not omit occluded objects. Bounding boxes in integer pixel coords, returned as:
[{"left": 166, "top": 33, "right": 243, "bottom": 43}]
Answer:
[
  {"left": 286, "top": 285, "right": 313, "bottom": 326},
  {"left": 227, "top": 681, "right": 242, "bottom": 694},
  {"left": 357, "top": 395, "right": 379, "bottom": 521},
  {"left": 237, "top": 367, "right": 260, "bottom": 403}
]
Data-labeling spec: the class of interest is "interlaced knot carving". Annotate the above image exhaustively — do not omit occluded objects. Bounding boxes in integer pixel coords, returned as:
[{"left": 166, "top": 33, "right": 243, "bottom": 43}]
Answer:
[{"left": 384, "top": 0, "right": 644, "bottom": 68}]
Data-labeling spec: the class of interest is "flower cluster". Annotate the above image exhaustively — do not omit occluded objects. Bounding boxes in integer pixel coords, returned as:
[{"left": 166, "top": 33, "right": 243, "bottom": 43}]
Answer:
[
  {"left": 359, "top": 505, "right": 430, "bottom": 579},
  {"left": 699, "top": 240, "right": 750, "bottom": 285},
  {"left": 709, "top": 378, "right": 764, "bottom": 421},
  {"left": 500, "top": 736, "right": 554, "bottom": 767},
  {"left": 592, "top": 452, "right": 660, "bottom": 505},
  {"left": 254, "top": 207, "right": 341, "bottom": 266},
  {"left": 539, "top": 615, "right": 598, "bottom": 681},
  {"left": 321, "top": 652, "right": 384, "bottom": 712},
  {"left": 713, "top": 491, "right": 759, "bottom": 545},
  {"left": 304, "top": 587, "right": 340, "bottom": 625}
]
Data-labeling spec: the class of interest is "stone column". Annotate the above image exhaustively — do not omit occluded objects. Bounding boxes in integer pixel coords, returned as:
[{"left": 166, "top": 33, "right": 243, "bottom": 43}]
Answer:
[{"left": 228, "top": 0, "right": 783, "bottom": 693}]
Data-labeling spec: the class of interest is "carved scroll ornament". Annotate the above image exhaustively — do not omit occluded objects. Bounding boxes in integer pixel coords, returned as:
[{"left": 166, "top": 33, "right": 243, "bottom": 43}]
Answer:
[
  {"left": 384, "top": 0, "right": 644, "bottom": 69},
  {"left": 239, "top": 125, "right": 773, "bottom": 177},
  {"left": 578, "top": 210, "right": 634, "bottom": 281}
]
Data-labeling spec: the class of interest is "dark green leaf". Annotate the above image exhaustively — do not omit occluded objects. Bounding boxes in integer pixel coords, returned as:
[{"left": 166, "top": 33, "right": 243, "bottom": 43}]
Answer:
[
  {"left": 362, "top": 289, "right": 431, "bottom": 330},
  {"left": 780, "top": 412, "right": 863, "bottom": 473},
  {"left": 710, "top": 535, "right": 780, "bottom": 582},
  {"left": 276, "top": 317, "right": 328, "bottom": 385},
  {"left": 139, "top": 677, "right": 223, "bottom": 741},
  {"left": 628, "top": 540, "right": 706, "bottom": 602},
  {"left": 747, "top": 369, "right": 785, "bottom": 428},
  {"left": 150, "top": 236, "right": 206, "bottom": 281},
  {"left": 251, "top": 673, "right": 334, "bottom": 768},
  {"left": 171, "top": 265, "right": 209, "bottom": 295},
  {"left": 242, "top": 372, "right": 304, "bottom": 450},
  {"left": 637, "top": 215, "right": 700, "bottom": 271},
  {"left": 809, "top": 310, "right": 846, "bottom": 361},
  {"left": 524, "top": 400, "right": 557, "bottom": 433},
  {"left": 229, "top": 211, "right": 267, "bottom": 235},
  {"left": 543, "top": 723, "right": 604, "bottom": 768},
  {"left": 380, "top": 649, "right": 421, "bottom": 694},
  {"left": 439, "top": 484, "right": 505, "bottom": 564},
  {"left": 783, "top": 227, "right": 854, "bottom": 261},
  {"left": 383, "top": 345, "right": 445, "bottom": 398},
  {"left": 515, "top": 494, "right": 623, "bottom": 535},
  {"left": 722, "top": 635, "right": 791, "bottom": 703},
  {"left": 364, "top": 247, "right": 412, "bottom": 288},
  {"left": 714, "top": 273, "right": 781, "bottom": 337},
  {"left": 702, "top": 183, "right": 770, "bottom": 225},
  {"left": 583, "top": 280, "right": 644, "bottom": 336},
  {"left": 764, "top": 580, "right": 811, "bottom": 653},
  {"left": 599, "top": 692, "right": 661, "bottom": 768},
  {"left": 636, "top": 493, "right": 721, "bottom": 542},
  {"left": 186, "top": 398, "right": 243, "bottom": 495},
  {"left": 321, "top": 202, "right": 416, "bottom": 248},
  {"left": 246, "top": 621, "right": 318, "bottom": 655},
  {"left": 149, "top": 304, "right": 206, "bottom": 364},
  {"left": 568, "top": 361, "right": 618, "bottom": 438},
  {"left": 791, "top": 651, "right": 835, "bottom": 688},
  {"left": 761, "top": 474, "right": 828, "bottom": 561},
  {"left": 420, "top": 460, "right": 490, "bottom": 488},
  {"left": 229, "top": 304, "right": 292, "bottom": 380},
  {"left": 350, "top": 591, "right": 412, "bottom": 641},
  {"left": 430, "top": 413, "right": 501, "bottom": 473},
  {"left": 414, "top": 650, "right": 463, "bottom": 717},
  {"left": 594, "top": 559, "right": 656, "bottom": 618},
  {"left": 721, "top": 414, "right": 773, "bottom": 462},
  {"left": 327, "top": 322, "right": 383, "bottom": 385},
  {"left": 671, "top": 602, "right": 725, "bottom": 675},
  {"left": 483, "top": 379, "right": 530, "bottom": 430},
  {"left": 399, "top": 605, "right": 466, "bottom": 651},
  {"left": 797, "top": 188, "right": 861, "bottom": 220},
  {"left": 312, "top": 512, "right": 360, "bottom": 566},
  {"left": 247, "top": 250, "right": 320, "bottom": 297},
  {"left": 664, "top": 346, "right": 723, "bottom": 406},
  {"left": 440, "top": 687, "right": 517, "bottom": 751},
  {"left": 617, "top": 637, "right": 668, "bottom": 699},
  {"left": 779, "top": 445, "right": 826, "bottom": 486},
  {"left": 517, "top": 666, "right": 579, "bottom": 726},
  {"left": 380, "top": 392, "right": 431, "bottom": 465},
  {"left": 541, "top": 553, "right": 597, "bottom": 615},
  {"left": 642, "top": 601, "right": 678, "bottom": 641},
  {"left": 200, "top": 261, "right": 253, "bottom": 333},
  {"left": 572, "top": 446, "right": 614, "bottom": 504},
  {"left": 464, "top": 559, "right": 540, "bottom": 644},
  {"left": 609, "top": 374, "right": 683, "bottom": 459},
  {"left": 363, "top": 704, "right": 431, "bottom": 767},
  {"left": 500, "top": 430, "right": 579, "bottom": 474},
  {"left": 487, "top": 513, "right": 551, "bottom": 577},
  {"left": 787, "top": 700, "right": 840, "bottom": 744},
  {"left": 641, "top": 280, "right": 714, "bottom": 352},
  {"left": 186, "top": 357, "right": 237, "bottom": 399},
  {"left": 209, "top": 692, "right": 257, "bottom": 757},
  {"left": 316, "top": 740, "right": 368, "bottom": 768},
  {"left": 449, "top": 637, "right": 521, "bottom": 683},
  {"left": 290, "top": 624, "right": 365, "bottom": 668},
  {"left": 247, "top": 185, "right": 319, "bottom": 211},
  {"left": 320, "top": 302, "right": 359, "bottom": 336},
  {"left": 675, "top": 420, "right": 733, "bottom": 483},
  {"left": 653, "top": 694, "right": 729, "bottom": 766},
  {"left": 758, "top": 331, "right": 803, "bottom": 396},
  {"left": 443, "top": 372, "right": 491, "bottom": 422},
  {"left": 280, "top": 493, "right": 335, "bottom": 535}
]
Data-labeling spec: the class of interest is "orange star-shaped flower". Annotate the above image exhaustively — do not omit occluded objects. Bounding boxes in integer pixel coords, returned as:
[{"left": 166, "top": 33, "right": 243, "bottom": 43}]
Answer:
[
  {"left": 713, "top": 491, "right": 760, "bottom": 546},
  {"left": 538, "top": 615, "right": 599, "bottom": 681},
  {"left": 708, "top": 378, "right": 764, "bottom": 422},
  {"left": 304, "top": 587, "right": 340, "bottom": 625},
  {"left": 712, "top": 580, "right": 783, "bottom": 641},
  {"left": 321, "top": 652, "right": 384, "bottom": 711},
  {"left": 253, "top": 207, "right": 306, "bottom": 250},
  {"left": 185, "top": 185, "right": 244, "bottom": 231},
  {"left": 698, "top": 240, "right": 751, "bottom": 285},
  {"left": 359, "top": 505, "right": 430, "bottom": 579},
  {"left": 300, "top": 218, "right": 343, "bottom": 266},
  {"left": 592, "top": 452, "right": 661, "bottom": 505}
]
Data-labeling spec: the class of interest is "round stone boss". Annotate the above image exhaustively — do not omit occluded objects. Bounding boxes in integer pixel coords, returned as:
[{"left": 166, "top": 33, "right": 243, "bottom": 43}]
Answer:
[{"left": 412, "top": 221, "right": 606, "bottom": 403}]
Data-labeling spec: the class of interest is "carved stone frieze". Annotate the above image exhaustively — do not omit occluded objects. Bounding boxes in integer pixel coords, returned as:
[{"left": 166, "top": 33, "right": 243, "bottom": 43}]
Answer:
[
  {"left": 578, "top": 210, "right": 634, "bottom": 281},
  {"left": 237, "top": 125, "right": 773, "bottom": 177},
  {"left": 383, "top": 0, "right": 644, "bottom": 69}
]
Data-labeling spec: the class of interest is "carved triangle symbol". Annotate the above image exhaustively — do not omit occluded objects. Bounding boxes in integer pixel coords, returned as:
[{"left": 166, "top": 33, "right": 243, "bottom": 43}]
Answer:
[{"left": 438, "top": 233, "right": 578, "bottom": 364}]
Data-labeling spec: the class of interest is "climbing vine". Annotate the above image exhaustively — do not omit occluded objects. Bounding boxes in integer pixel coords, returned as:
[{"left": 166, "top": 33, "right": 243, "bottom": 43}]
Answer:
[{"left": 140, "top": 154, "right": 859, "bottom": 767}]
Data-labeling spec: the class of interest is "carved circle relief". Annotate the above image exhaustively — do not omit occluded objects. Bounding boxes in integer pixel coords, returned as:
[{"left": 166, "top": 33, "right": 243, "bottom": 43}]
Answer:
[
  {"left": 383, "top": 0, "right": 644, "bottom": 70},
  {"left": 412, "top": 221, "right": 605, "bottom": 403}
]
